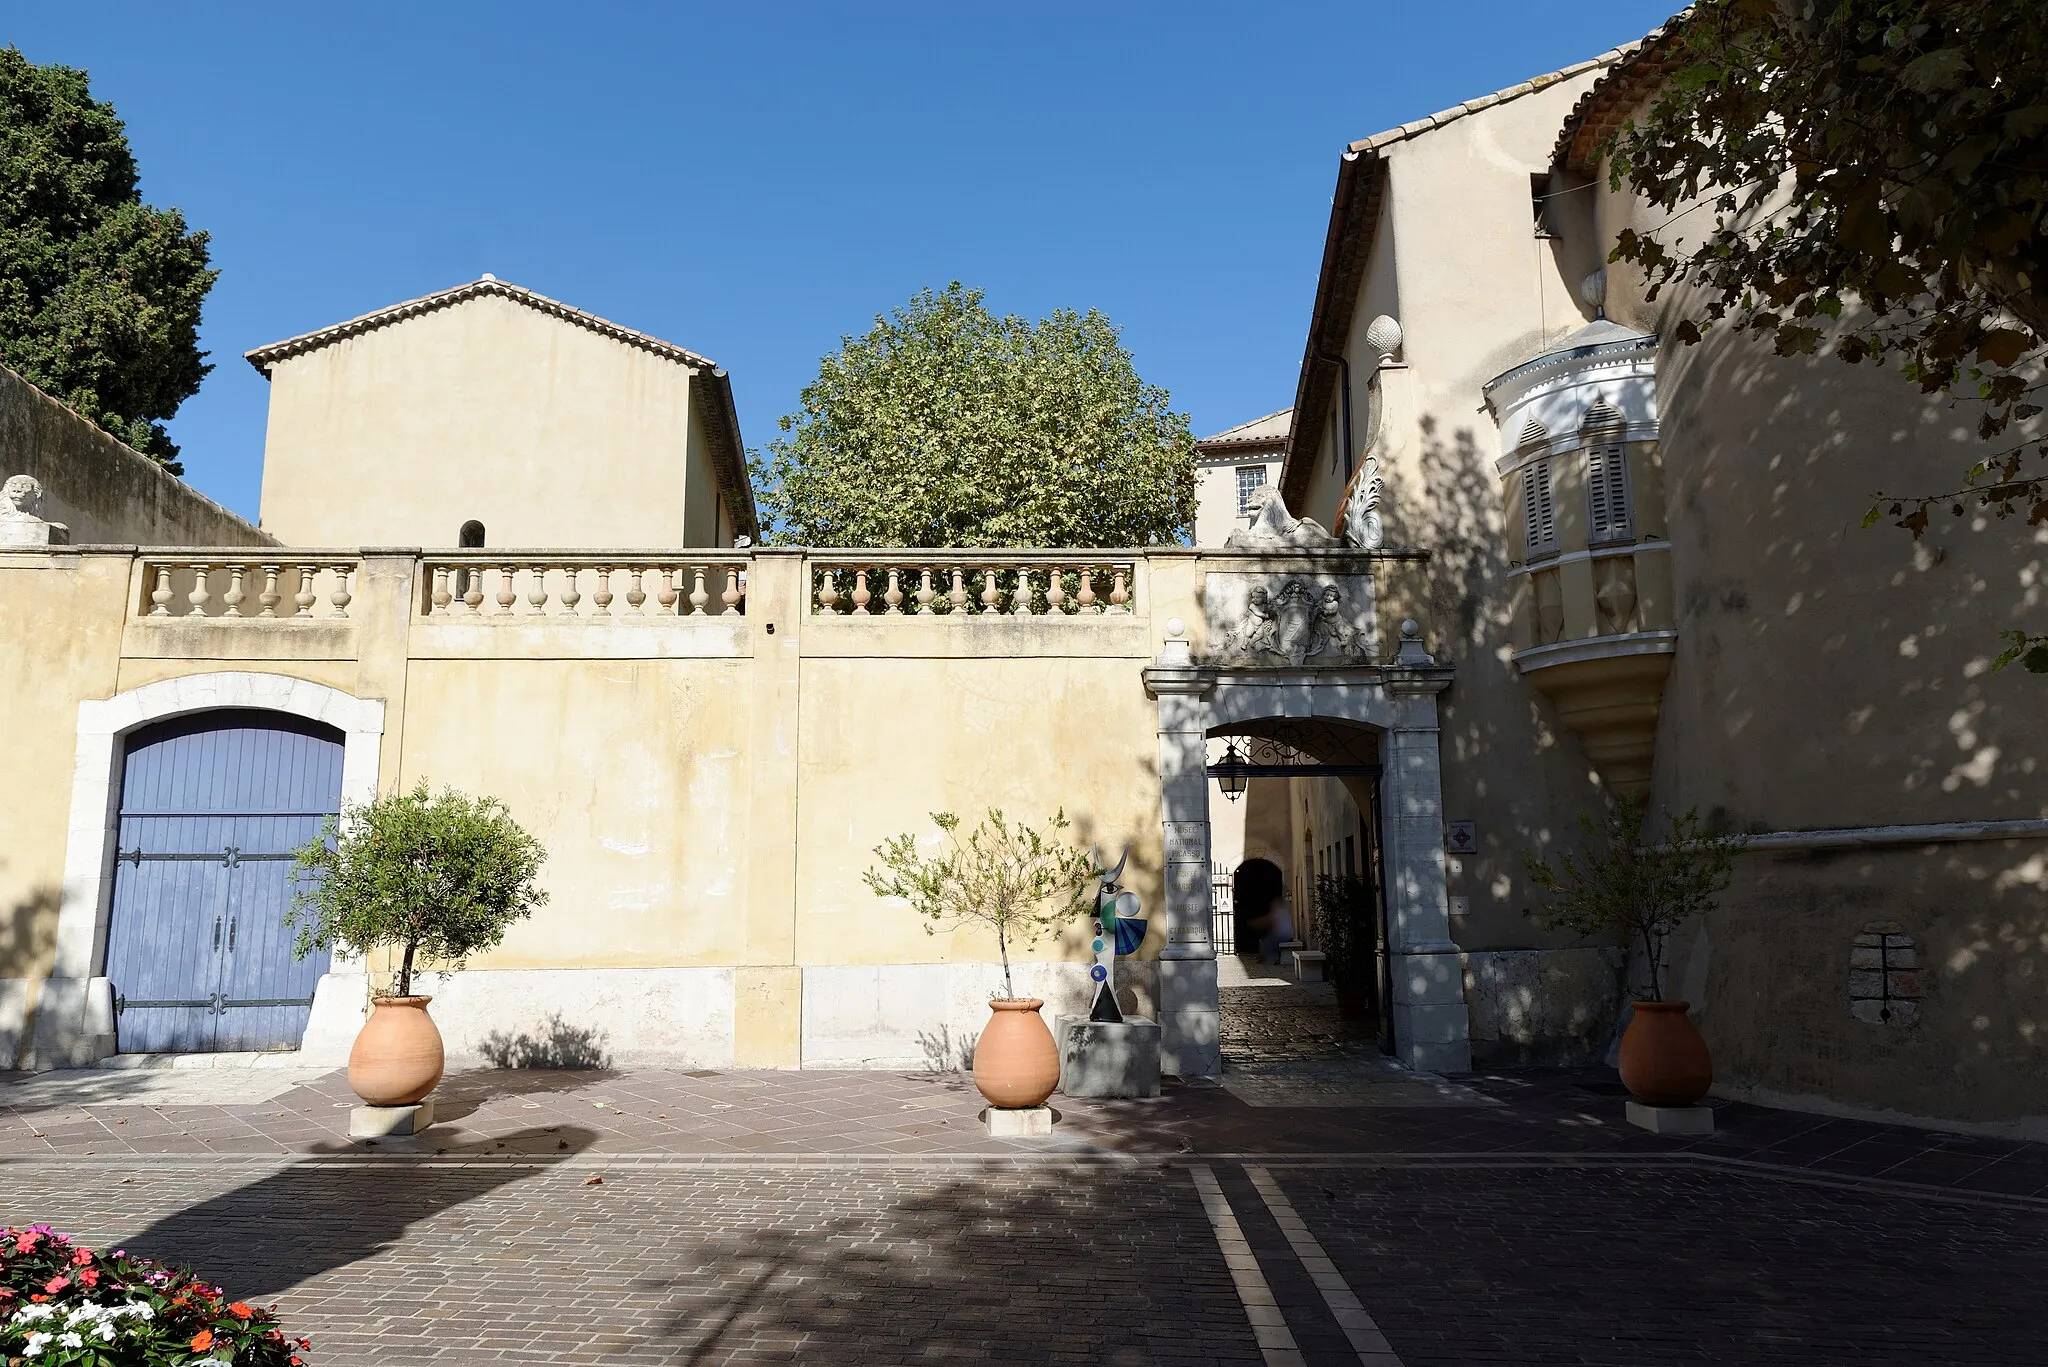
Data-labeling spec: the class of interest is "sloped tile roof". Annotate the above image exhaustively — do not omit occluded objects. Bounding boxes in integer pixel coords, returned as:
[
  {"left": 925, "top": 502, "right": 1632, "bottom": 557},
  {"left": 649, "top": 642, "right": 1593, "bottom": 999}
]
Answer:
[
  {"left": 243, "top": 276, "right": 721, "bottom": 373},
  {"left": 1197, "top": 408, "right": 1293, "bottom": 452},
  {"left": 1552, "top": 12, "right": 1693, "bottom": 174}
]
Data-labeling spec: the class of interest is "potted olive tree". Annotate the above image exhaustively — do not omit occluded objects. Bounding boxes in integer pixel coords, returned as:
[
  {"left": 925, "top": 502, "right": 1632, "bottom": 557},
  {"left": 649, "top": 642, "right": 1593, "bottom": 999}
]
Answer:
[
  {"left": 290, "top": 781, "right": 548, "bottom": 1107},
  {"left": 1525, "top": 797, "right": 1739, "bottom": 1106},
  {"left": 866, "top": 809, "right": 1094, "bottom": 1109}
]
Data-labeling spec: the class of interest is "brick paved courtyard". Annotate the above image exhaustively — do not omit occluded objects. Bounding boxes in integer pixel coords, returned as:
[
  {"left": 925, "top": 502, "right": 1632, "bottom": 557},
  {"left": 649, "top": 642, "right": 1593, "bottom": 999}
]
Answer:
[{"left": 3, "top": 974, "right": 2045, "bottom": 1365}]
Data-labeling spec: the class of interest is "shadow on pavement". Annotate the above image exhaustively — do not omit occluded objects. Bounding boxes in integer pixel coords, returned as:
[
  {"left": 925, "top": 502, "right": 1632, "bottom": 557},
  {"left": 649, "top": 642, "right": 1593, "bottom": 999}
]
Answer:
[
  {"left": 649, "top": 1163, "right": 1259, "bottom": 1367},
  {"left": 117, "top": 1125, "right": 600, "bottom": 1300}
]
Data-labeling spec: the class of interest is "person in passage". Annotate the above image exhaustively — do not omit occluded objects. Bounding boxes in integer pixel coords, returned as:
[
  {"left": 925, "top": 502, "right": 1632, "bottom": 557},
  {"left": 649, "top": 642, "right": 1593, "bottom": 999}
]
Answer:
[{"left": 1248, "top": 894, "right": 1295, "bottom": 966}]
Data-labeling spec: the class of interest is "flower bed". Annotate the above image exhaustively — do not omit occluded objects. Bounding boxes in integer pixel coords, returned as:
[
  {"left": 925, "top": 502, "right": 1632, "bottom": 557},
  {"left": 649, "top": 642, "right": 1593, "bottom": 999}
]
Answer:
[{"left": 2, "top": 1227, "right": 308, "bottom": 1365}]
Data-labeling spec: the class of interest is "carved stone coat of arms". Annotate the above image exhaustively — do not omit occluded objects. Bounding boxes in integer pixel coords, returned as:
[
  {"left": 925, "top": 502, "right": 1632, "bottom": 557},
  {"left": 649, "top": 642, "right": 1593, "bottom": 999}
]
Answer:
[{"left": 1227, "top": 579, "right": 1358, "bottom": 666}]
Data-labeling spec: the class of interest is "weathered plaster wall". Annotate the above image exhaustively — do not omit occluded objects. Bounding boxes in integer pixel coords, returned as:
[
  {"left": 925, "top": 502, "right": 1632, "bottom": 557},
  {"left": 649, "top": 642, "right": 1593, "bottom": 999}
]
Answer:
[
  {"left": 1296, "top": 79, "right": 1618, "bottom": 976},
  {"left": 0, "top": 364, "right": 269, "bottom": 548},
  {"left": 255, "top": 293, "right": 722, "bottom": 549}
]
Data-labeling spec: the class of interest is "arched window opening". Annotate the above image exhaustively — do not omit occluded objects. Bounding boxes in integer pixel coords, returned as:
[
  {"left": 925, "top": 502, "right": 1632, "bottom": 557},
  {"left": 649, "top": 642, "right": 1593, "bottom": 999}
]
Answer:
[
  {"left": 458, "top": 520, "right": 486, "bottom": 548},
  {"left": 1581, "top": 402, "right": 1632, "bottom": 544}
]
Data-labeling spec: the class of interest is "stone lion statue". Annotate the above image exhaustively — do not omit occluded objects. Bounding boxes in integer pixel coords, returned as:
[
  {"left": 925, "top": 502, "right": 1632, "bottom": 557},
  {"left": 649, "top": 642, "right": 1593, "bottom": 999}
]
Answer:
[
  {"left": 0, "top": 474, "right": 65, "bottom": 547},
  {"left": 1224, "top": 485, "right": 1337, "bottom": 549}
]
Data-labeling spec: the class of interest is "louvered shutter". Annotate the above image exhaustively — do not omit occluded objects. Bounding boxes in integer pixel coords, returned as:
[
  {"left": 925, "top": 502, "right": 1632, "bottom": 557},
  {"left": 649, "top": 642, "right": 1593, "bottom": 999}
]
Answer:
[
  {"left": 1523, "top": 459, "right": 1558, "bottom": 558},
  {"left": 1582, "top": 404, "right": 1631, "bottom": 542}
]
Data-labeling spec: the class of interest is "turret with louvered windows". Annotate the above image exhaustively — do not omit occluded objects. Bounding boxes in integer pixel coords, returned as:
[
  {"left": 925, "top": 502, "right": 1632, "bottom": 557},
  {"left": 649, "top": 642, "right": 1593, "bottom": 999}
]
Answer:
[{"left": 1482, "top": 307, "right": 1672, "bottom": 795}]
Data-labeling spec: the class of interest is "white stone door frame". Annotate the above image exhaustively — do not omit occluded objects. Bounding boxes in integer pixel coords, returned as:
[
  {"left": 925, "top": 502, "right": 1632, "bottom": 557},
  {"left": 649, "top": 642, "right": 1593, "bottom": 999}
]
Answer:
[
  {"left": 1144, "top": 640, "right": 1470, "bottom": 1075},
  {"left": 30, "top": 672, "right": 384, "bottom": 1068}
]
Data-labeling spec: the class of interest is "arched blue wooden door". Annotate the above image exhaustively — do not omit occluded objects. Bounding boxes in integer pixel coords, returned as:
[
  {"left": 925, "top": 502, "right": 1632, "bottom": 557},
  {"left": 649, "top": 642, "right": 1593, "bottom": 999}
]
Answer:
[{"left": 104, "top": 710, "right": 343, "bottom": 1053}]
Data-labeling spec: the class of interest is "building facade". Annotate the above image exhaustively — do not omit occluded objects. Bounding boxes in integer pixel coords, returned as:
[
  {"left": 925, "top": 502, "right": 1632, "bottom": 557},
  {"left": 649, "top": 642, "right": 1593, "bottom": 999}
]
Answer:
[{"left": 2, "top": 23, "right": 2042, "bottom": 1134}]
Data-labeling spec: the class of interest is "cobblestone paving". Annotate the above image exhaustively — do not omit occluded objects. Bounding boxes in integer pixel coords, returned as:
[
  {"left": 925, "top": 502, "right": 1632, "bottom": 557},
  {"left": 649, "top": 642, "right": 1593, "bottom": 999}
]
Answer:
[
  {"left": 4, "top": 973, "right": 2046, "bottom": 1365},
  {"left": 1277, "top": 1161, "right": 2048, "bottom": 1366},
  {"left": 2, "top": 1158, "right": 1263, "bottom": 1366}
]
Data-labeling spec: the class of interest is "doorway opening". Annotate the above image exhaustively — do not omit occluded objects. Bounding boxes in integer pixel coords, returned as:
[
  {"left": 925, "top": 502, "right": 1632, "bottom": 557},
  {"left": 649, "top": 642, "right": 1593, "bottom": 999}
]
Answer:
[{"left": 1206, "top": 717, "right": 1391, "bottom": 1065}]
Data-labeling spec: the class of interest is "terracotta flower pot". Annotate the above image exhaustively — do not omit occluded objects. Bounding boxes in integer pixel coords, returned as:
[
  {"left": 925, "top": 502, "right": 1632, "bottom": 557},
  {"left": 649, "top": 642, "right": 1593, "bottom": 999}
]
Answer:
[
  {"left": 1618, "top": 1000, "right": 1713, "bottom": 1107},
  {"left": 348, "top": 996, "right": 446, "bottom": 1106},
  {"left": 972, "top": 998, "right": 1060, "bottom": 1110}
]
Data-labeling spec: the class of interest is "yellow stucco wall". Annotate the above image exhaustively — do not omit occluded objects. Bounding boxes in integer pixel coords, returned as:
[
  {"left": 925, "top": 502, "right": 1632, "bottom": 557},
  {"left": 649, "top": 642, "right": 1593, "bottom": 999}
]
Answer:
[{"left": 255, "top": 293, "right": 723, "bottom": 550}]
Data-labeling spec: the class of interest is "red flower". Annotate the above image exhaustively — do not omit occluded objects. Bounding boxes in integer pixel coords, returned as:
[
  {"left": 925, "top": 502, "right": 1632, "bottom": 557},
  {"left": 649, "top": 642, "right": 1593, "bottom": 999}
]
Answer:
[
  {"left": 78, "top": 1268, "right": 99, "bottom": 1287},
  {"left": 228, "top": 1301, "right": 254, "bottom": 1319},
  {"left": 71, "top": 1247, "right": 93, "bottom": 1266},
  {"left": 28, "top": 1293, "right": 48, "bottom": 1303},
  {"left": 191, "top": 1328, "right": 214, "bottom": 1352},
  {"left": 42, "top": 1275, "right": 69, "bottom": 1294},
  {"left": 14, "top": 1231, "right": 41, "bottom": 1252}
]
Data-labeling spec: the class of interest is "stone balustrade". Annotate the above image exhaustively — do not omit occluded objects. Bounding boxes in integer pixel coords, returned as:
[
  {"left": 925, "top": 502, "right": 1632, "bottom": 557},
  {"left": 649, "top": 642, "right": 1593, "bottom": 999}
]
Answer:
[
  {"left": 809, "top": 553, "right": 1138, "bottom": 617},
  {"left": 421, "top": 554, "right": 748, "bottom": 620},
  {"left": 138, "top": 555, "right": 360, "bottom": 620}
]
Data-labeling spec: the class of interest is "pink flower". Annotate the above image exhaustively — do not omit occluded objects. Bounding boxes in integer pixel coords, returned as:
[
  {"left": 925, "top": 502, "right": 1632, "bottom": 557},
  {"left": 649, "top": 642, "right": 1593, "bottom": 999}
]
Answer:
[
  {"left": 43, "top": 1275, "right": 69, "bottom": 1294},
  {"left": 71, "top": 1248, "right": 93, "bottom": 1267}
]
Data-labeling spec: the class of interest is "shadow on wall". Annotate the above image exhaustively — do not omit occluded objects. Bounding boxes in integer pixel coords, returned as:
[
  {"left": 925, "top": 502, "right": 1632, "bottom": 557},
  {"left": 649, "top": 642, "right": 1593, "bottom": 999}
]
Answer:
[
  {"left": 917, "top": 1024, "right": 974, "bottom": 1072},
  {"left": 117, "top": 1125, "right": 600, "bottom": 1300},
  {"left": 477, "top": 1012, "right": 613, "bottom": 1069},
  {"left": 0, "top": 867, "right": 58, "bottom": 981}
]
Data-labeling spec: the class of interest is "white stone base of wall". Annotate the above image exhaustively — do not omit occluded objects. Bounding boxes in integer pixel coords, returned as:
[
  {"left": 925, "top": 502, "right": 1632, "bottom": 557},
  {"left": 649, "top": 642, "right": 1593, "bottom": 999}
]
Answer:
[
  {"left": 9, "top": 961, "right": 1176, "bottom": 1074},
  {"left": 1460, "top": 947, "right": 1625, "bottom": 1066},
  {"left": 417, "top": 967, "right": 740, "bottom": 1069},
  {"left": 0, "top": 979, "right": 31, "bottom": 1067},
  {"left": 800, "top": 961, "right": 1159, "bottom": 1071}
]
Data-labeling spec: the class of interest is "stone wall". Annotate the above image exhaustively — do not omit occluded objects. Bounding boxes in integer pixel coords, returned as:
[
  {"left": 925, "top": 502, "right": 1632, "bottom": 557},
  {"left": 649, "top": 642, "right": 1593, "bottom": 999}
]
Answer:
[{"left": 0, "top": 365, "right": 269, "bottom": 548}]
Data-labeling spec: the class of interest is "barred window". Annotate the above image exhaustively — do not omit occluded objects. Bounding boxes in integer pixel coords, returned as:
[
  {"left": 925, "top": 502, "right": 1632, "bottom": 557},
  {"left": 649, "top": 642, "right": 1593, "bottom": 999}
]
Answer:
[{"left": 1236, "top": 465, "right": 1269, "bottom": 513}]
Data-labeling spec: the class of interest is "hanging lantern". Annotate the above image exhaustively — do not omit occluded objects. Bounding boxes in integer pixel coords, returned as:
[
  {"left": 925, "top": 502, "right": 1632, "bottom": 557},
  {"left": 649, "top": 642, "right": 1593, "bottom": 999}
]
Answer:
[{"left": 1216, "top": 739, "right": 1249, "bottom": 801}]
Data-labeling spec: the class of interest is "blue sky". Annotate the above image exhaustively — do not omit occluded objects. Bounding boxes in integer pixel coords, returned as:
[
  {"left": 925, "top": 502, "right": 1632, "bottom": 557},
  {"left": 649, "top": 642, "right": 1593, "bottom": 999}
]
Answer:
[{"left": 10, "top": 1, "right": 1677, "bottom": 521}]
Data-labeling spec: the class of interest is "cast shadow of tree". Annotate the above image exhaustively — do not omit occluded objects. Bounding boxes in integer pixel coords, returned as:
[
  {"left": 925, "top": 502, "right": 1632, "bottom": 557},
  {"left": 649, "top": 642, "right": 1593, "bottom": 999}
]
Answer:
[
  {"left": 477, "top": 1011, "right": 612, "bottom": 1069},
  {"left": 642, "top": 1164, "right": 1258, "bottom": 1367},
  {"left": 116, "top": 1125, "right": 601, "bottom": 1301}
]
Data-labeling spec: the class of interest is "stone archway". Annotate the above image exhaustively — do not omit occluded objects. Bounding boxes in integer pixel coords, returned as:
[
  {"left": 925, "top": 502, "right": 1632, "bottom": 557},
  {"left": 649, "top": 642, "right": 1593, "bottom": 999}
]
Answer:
[
  {"left": 31, "top": 672, "right": 385, "bottom": 1068},
  {"left": 1144, "top": 633, "right": 1468, "bottom": 1076}
]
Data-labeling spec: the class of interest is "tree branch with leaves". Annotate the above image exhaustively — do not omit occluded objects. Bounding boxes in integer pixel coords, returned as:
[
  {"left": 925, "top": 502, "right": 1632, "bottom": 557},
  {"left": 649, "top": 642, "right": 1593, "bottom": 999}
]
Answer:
[
  {"left": 750, "top": 283, "right": 1196, "bottom": 549},
  {"left": 865, "top": 808, "right": 1096, "bottom": 1000},
  {"left": 1524, "top": 799, "right": 1740, "bottom": 1003},
  {"left": 1605, "top": 0, "right": 2047, "bottom": 668}
]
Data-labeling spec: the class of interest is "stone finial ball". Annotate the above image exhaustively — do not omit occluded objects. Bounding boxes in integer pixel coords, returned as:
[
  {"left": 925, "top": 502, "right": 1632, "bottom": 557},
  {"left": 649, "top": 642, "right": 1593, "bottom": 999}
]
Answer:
[
  {"left": 1364, "top": 314, "right": 1403, "bottom": 356},
  {"left": 1400, "top": 618, "right": 1421, "bottom": 638},
  {"left": 1166, "top": 617, "right": 1186, "bottom": 638},
  {"left": 1580, "top": 268, "right": 1608, "bottom": 310}
]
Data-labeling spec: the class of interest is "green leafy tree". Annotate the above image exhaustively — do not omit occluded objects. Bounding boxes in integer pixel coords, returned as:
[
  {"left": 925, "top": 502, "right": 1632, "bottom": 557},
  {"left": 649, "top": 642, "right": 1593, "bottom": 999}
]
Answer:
[
  {"left": 865, "top": 808, "right": 1095, "bottom": 1000},
  {"left": 288, "top": 782, "right": 549, "bottom": 998},
  {"left": 752, "top": 283, "right": 1197, "bottom": 547},
  {"left": 1604, "top": 1, "right": 2048, "bottom": 668},
  {"left": 1524, "top": 798, "right": 1740, "bottom": 1003},
  {"left": 0, "top": 47, "right": 217, "bottom": 472}
]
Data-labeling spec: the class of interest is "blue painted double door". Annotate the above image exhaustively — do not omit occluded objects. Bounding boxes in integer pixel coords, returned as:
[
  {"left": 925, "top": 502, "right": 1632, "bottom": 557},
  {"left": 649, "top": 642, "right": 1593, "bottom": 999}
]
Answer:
[{"left": 104, "top": 710, "right": 342, "bottom": 1053}]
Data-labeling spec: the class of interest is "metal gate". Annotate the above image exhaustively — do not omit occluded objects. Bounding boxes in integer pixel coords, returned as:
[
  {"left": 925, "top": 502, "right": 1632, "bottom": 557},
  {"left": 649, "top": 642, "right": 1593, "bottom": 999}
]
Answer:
[
  {"left": 1211, "top": 862, "right": 1235, "bottom": 948},
  {"left": 104, "top": 710, "right": 342, "bottom": 1053}
]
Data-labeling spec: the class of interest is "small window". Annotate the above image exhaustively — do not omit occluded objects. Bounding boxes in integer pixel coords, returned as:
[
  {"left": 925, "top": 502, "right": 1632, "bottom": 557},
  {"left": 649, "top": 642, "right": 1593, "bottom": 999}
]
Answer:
[
  {"left": 1343, "top": 835, "right": 1357, "bottom": 878},
  {"left": 1581, "top": 403, "right": 1632, "bottom": 543},
  {"left": 1522, "top": 459, "right": 1558, "bottom": 560},
  {"left": 1531, "top": 174, "right": 1559, "bottom": 239},
  {"left": 458, "top": 520, "right": 486, "bottom": 548},
  {"left": 1235, "top": 465, "right": 1269, "bottom": 514}
]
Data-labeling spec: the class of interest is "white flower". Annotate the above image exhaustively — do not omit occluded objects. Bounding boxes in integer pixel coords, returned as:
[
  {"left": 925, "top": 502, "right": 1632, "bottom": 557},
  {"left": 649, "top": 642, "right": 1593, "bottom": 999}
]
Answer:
[
  {"left": 21, "top": 1331, "right": 49, "bottom": 1356},
  {"left": 57, "top": 1331, "right": 84, "bottom": 1348},
  {"left": 12, "top": 1304, "right": 57, "bottom": 1323},
  {"left": 96, "top": 1319, "right": 117, "bottom": 1341},
  {"left": 126, "top": 1302, "right": 156, "bottom": 1321}
]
